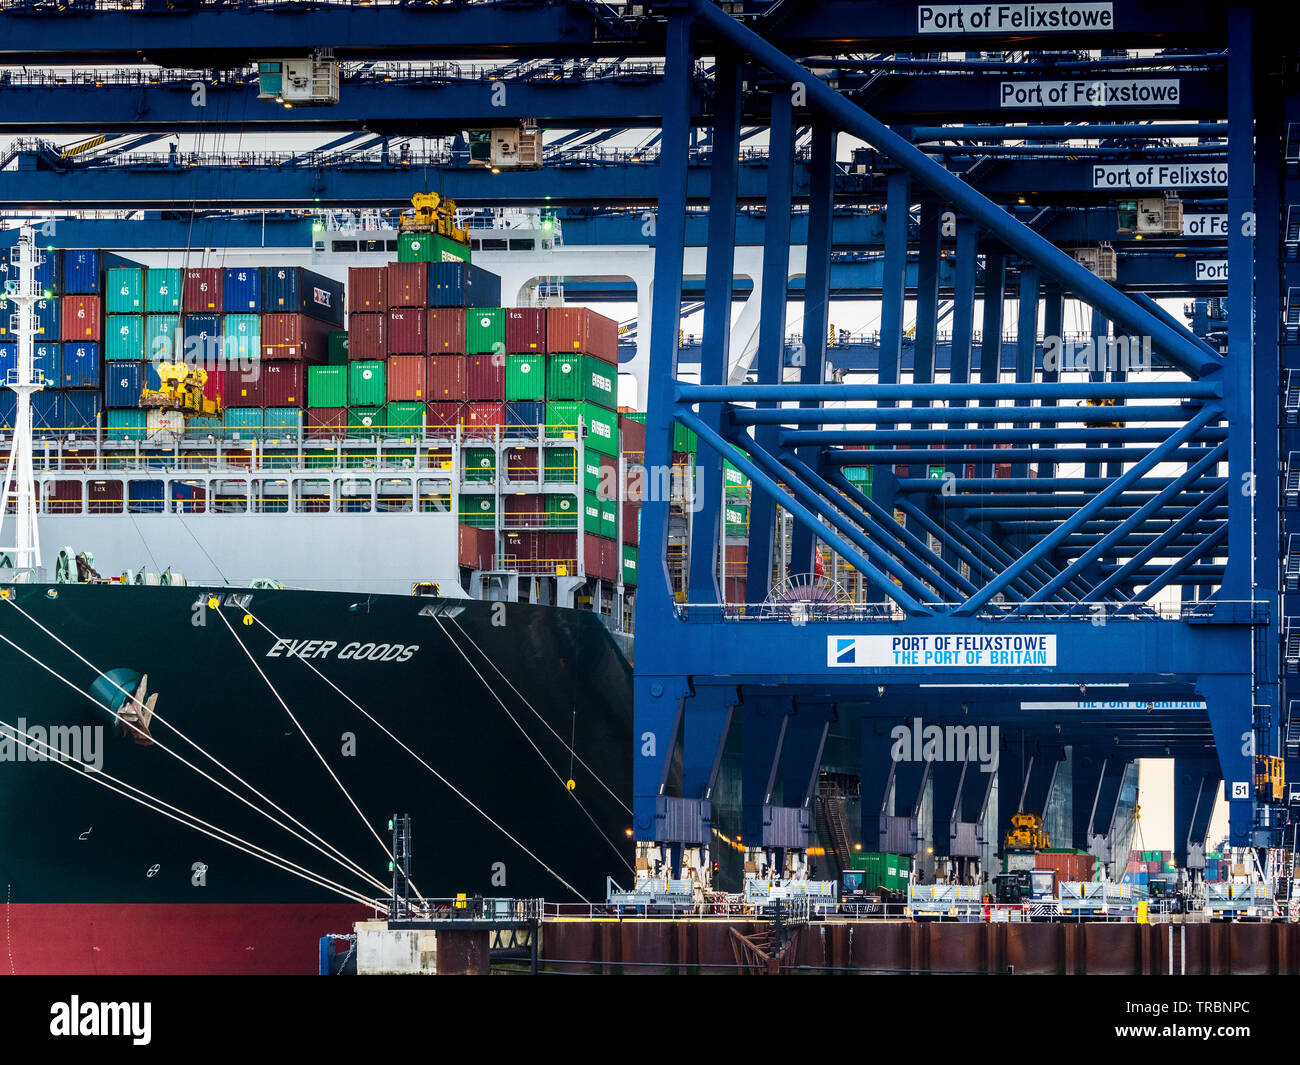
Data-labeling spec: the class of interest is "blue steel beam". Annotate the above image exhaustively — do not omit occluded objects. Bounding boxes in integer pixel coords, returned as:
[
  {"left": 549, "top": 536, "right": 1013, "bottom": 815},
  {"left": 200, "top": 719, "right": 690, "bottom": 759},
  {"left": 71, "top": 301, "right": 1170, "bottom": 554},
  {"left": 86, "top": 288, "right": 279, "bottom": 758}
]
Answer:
[
  {"left": 686, "top": 48, "right": 740, "bottom": 606},
  {"left": 745, "top": 90, "right": 795, "bottom": 605}
]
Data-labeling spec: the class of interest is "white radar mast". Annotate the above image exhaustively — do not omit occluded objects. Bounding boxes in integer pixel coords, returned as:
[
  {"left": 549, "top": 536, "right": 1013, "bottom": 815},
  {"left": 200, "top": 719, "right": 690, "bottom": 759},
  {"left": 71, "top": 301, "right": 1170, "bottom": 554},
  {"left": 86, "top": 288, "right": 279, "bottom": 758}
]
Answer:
[{"left": 0, "top": 227, "right": 47, "bottom": 574}]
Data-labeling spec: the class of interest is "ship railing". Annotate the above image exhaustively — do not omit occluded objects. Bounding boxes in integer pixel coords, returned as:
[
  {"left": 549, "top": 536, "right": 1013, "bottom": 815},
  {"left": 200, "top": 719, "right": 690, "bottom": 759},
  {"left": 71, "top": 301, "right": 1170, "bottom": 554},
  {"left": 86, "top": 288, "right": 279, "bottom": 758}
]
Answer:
[{"left": 671, "top": 600, "right": 1261, "bottom": 623}]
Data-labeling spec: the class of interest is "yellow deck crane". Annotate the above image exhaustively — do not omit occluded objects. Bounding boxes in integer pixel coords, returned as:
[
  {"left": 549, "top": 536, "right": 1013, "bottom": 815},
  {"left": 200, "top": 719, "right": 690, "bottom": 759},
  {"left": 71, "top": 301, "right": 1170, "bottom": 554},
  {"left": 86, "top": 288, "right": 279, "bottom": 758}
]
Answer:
[
  {"left": 140, "top": 362, "right": 222, "bottom": 419},
  {"left": 399, "top": 191, "right": 470, "bottom": 249}
]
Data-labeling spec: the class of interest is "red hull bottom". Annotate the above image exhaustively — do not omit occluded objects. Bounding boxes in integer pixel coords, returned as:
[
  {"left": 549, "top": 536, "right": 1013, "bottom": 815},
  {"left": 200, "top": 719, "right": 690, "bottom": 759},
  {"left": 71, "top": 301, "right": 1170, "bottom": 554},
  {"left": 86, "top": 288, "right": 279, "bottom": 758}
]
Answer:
[{"left": 3, "top": 903, "right": 372, "bottom": 975}]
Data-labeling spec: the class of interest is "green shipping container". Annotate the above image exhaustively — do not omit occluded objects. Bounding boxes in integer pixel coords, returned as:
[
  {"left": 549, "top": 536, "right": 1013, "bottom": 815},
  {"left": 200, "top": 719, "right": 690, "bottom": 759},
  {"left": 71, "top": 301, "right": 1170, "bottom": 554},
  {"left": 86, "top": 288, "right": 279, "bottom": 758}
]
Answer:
[
  {"left": 466, "top": 308, "right": 505, "bottom": 355},
  {"left": 583, "top": 453, "right": 607, "bottom": 494},
  {"left": 506, "top": 355, "right": 546, "bottom": 401},
  {"left": 223, "top": 314, "right": 261, "bottom": 362},
  {"left": 385, "top": 401, "right": 426, "bottom": 439},
  {"left": 105, "top": 315, "right": 144, "bottom": 360},
  {"left": 723, "top": 460, "right": 748, "bottom": 495},
  {"left": 546, "top": 494, "right": 578, "bottom": 529},
  {"left": 459, "top": 494, "right": 495, "bottom": 528},
  {"left": 328, "top": 330, "right": 349, "bottom": 365},
  {"left": 146, "top": 268, "right": 183, "bottom": 314},
  {"left": 106, "top": 268, "right": 143, "bottom": 313},
  {"left": 621, "top": 545, "right": 637, "bottom": 586},
  {"left": 672, "top": 421, "right": 697, "bottom": 453},
  {"left": 582, "top": 491, "right": 602, "bottom": 535},
  {"left": 545, "top": 402, "right": 617, "bottom": 457},
  {"left": 263, "top": 407, "right": 302, "bottom": 439},
  {"left": 307, "top": 365, "right": 348, "bottom": 409},
  {"left": 927, "top": 465, "right": 946, "bottom": 480},
  {"left": 846, "top": 852, "right": 912, "bottom": 893},
  {"left": 546, "top": 355, "right": 616, "bottom": 408},
  {"left": 349, "top": 360, "right": 386, "bottom": 407},
  {"left": 348, "top": 405, "right": 387, "bottom": 439},
  {"left": 463, "top": 447, "right": 497, "bottom": 483},
  {"left": 725, "top": 503, "right": 748, "bottom": 536},
  {"left": 399, "top": 231, "right": 471, "bottom": 264},
  {"left": 145, "top": 314, "right": 180, "bottom": 361},
  {"left": 599, "top": 498, "right": 618, "bottom": 540},
  {"left": 544, "top": 446, "right": 577, "bottom": 484},
  {"left": 106, "top": 409, "right": 146, "bottom": 441}
]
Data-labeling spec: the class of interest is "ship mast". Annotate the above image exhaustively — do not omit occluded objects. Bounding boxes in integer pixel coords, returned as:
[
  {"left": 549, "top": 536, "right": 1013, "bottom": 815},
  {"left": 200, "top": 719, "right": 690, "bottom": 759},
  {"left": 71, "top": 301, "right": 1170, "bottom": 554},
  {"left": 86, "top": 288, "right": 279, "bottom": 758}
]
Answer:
[{"left": 0, "top": 227, "right": 46, "bottom": 573}]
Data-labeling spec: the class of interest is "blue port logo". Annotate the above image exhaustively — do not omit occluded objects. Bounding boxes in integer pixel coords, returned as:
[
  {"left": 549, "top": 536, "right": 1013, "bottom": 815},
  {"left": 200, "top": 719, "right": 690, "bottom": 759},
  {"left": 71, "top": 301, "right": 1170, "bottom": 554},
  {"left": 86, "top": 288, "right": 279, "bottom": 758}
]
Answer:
[{"left": 833, "top": 637, "right": 858, "bottom": 665}]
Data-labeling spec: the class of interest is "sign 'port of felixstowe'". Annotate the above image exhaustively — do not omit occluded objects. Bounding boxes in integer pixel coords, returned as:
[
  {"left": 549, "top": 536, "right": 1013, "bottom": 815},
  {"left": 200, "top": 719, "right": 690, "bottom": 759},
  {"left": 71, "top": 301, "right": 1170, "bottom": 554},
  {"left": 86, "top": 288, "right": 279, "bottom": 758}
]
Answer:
[{"left": 829, "top": 634, "right": 1057, "bottom": 668}]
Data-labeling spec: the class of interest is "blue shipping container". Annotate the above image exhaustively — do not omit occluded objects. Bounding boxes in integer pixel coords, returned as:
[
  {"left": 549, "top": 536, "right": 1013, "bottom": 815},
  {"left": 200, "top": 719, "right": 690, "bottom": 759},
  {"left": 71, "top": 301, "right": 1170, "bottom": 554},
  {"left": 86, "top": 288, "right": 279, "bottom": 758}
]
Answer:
[
  {"left": 31, "top": 391, "right": 61, "bottom": 437},
  {"left": 106, "top": 409, "right": 146, "bottom": 441},
  {"left": 0, "top": 390, "right": 11, "bottom": 429},
  {"left": 34, "top": 298, "right": 59, "bottom": 340},
  {"left": 0, "top": 249, "right": 55, "bottom": 294},
  {"left": 63, "top": 390, "right": 102, "bottom": 432},
  {"left": 62, "top": 250, "right": 102, "bottom": 294},
  {"left": 222, "top": 268, "right": 261, "bottom": 312},
  {"left": 504, "top": 400, "right": 545, "bottom": 438},
  {"left": 0, "top": 296, "right": 59, "bottom": 340},
  {"left": 104, "top": 362, "right": 161, "bottom": 408},
  {"left": 183, "top": 315, "right": 222, "bottom": 365},
  {"left": 223, "top": 406, "right": 264, "bottom": 440},
  {"left": 0, "top": 342, "right": 61, "bottom": 385},
  {"left": 33, "top": 342, "right": 61, "bottom": 385},
  {"left": 260, "top": 267, "right": 344, "bottom": 326},
  {"left": 62, "top": 343, "right": 101, "bottom": 388},
  {"left": 263, "top": 406, "right": 302, "bottom": 437},
  {"left": 427, "top": 262, "right": 502, "bottom": 309}
]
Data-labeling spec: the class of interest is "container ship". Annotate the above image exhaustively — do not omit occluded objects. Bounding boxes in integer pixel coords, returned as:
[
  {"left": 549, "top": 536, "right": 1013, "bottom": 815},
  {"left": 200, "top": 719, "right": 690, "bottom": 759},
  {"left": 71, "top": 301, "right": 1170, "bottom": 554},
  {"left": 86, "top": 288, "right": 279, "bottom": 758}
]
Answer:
[{"left": 0, "top": 232, "right": 664, "bottom": 973}]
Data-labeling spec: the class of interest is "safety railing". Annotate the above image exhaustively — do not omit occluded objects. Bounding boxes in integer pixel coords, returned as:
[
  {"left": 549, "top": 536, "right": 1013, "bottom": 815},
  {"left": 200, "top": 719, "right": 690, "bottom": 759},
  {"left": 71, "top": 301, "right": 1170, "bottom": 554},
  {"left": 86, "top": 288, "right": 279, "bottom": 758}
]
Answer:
[{"left": 671, "top": 600, "right": 1256, "bottom": 623}]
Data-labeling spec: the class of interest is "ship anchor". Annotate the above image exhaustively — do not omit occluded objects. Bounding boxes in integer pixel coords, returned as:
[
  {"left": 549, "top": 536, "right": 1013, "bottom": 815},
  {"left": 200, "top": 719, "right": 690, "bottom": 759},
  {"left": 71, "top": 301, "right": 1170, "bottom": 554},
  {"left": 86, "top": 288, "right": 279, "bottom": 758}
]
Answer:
[{"left": 116, "top": 674, "right": 158, "bottom": 746}]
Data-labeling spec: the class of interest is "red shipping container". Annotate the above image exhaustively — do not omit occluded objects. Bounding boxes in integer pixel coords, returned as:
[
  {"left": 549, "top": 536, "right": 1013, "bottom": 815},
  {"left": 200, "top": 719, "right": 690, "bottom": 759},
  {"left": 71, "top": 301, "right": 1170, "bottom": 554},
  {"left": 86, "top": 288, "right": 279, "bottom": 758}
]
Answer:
[
  {"left": 505, "top": 308, "right": 546, "bottom": 354},
  {"left": 465, "top": 353, "right": 506, "bottom": 401},
  {"left": 504, "top": 494, "right": 545, "bottom": 526},
  {"left": 622, "top": 501, "right": 639, "bottom": 545},
  {"left": 544, "top": 532, "right": 578, "bottom": 566},
  {"left": 306, "top": 408, "right": 347, "bottom": 440},
  {"left": 423, "top": 401, "right": 461, "bottom": 429},
  {"left": 261, "top": 313, "right": 332, "bottom": 362},
  {"left": 348, "top": 267, "right": 387, "bottom": 314},
  {"left": 501, "top": 530, "right": 545, "bottom": 564},
  {"left": 724, "top": 576, "right": 746, "bottom": 604},
  {"left": 387, "top": 308, "right": 425, "bottom": 355},
  {"left": 546, "top": 307, "right": 618, "bottom": 363},
  {"left": 506, "top": 447, "right": 538, "bottom": 480},
  {"left": 386, "top": 355, "right": 427, "bottom": 401},
  {"left": 426, "top": 355, "right": 467, "bottom": 402},
  {"left": 386, "top": 263, "right": 427, "bottom": 308},
  {"left": 618, "top": 414, "right": 646, "bottom": 456},
  {"left": 463, "top": 401, "right": 504, "bottom": 437},
  {"left": 348, "top": 313, "right": 387, "bottom": 359},
  {"left": 593, "top": 453, "right": 618, "bottom": 500},
  {"left": 584, "top": 533, "right": 618, "bottom": 581},
  {"left": 184, "top": 268, "right": 222, "bottom": 313},
  {"left": 226, "top": 365, "right": 263, "bottom": 407},
  {"left": 61, "top": 295, "right": 101, "bottom": 342},
  {"left": 426, "top": 309, "right": 467, "bottom": 355},
  {"left": 201, "top": 368, "right": 225, "bottom": 406},
  {"left": 1033, "top": 852, "right": 1096, "bottom": 883},
  {"left": 459, "top": 524, "right": 495, "bottom": 570},
  {"left": 261, "top": 360, "right": 306, "bottom": 407}
]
